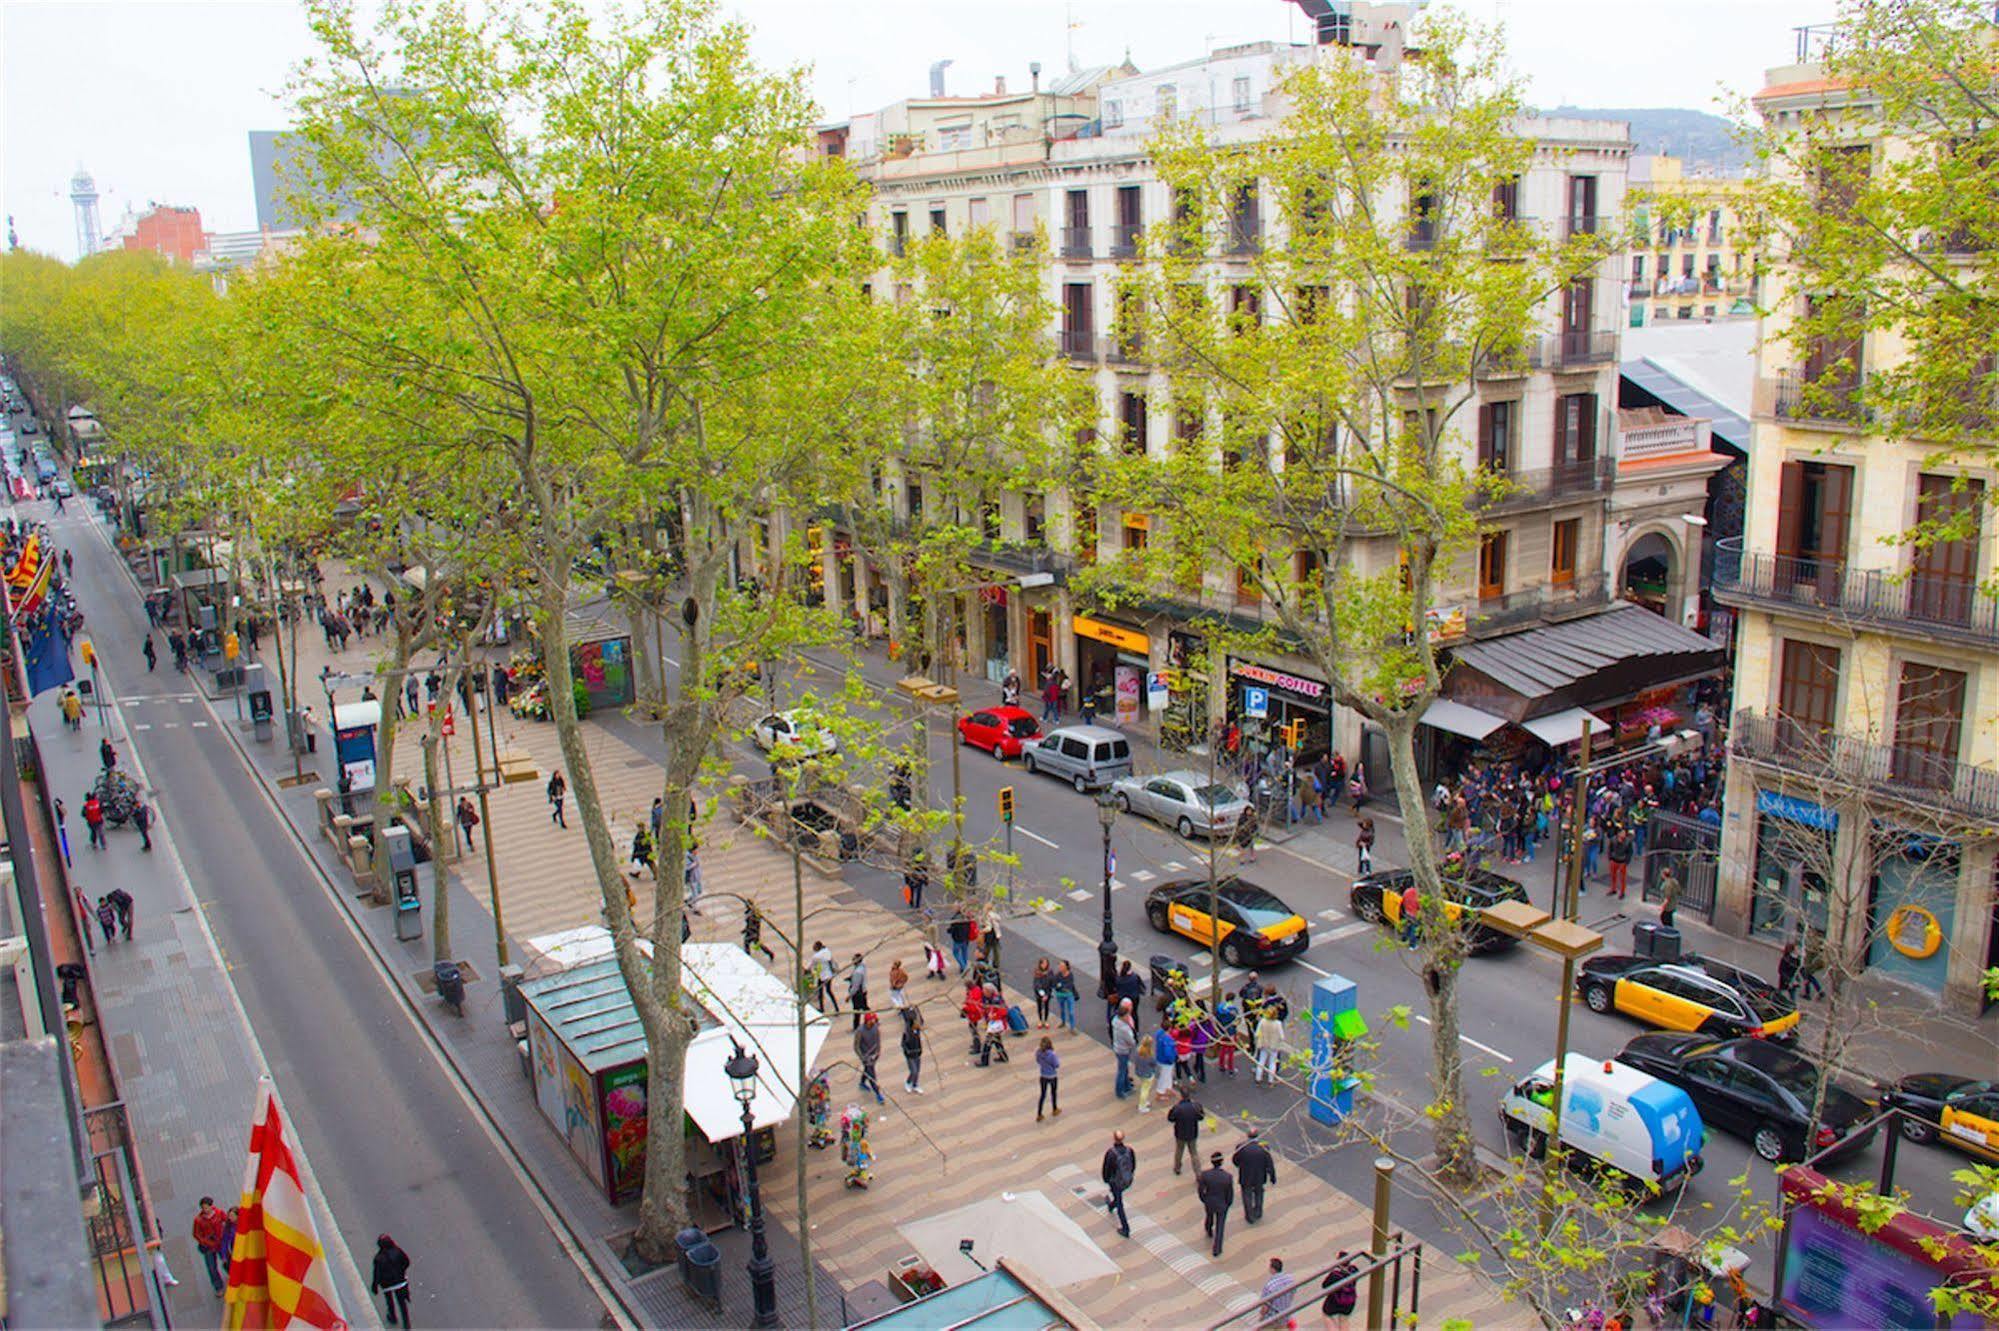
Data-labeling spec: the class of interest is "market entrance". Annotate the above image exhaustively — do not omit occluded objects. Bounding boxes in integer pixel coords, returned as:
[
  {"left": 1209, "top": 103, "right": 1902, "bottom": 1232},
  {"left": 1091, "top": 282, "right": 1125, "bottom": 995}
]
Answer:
[{"left": 1621, "top": 531, "right": 1676, "bottom": 616}]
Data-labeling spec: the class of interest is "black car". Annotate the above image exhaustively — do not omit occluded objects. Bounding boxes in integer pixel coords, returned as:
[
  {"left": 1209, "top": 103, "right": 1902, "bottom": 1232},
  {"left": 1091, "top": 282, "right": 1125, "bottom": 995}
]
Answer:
[
  {"left": 1615, "top": 1033, "right": 1877, "bottom": 1164},
  {"left": 1143, "top": 876, "right": 1310, "bottom": 968},
  {"left": 1878, "top": 1074, "right": 1999, "bottom": 1160},
  {"left": 1348, "top": 866, "right": 1529, "bottom": 953}
]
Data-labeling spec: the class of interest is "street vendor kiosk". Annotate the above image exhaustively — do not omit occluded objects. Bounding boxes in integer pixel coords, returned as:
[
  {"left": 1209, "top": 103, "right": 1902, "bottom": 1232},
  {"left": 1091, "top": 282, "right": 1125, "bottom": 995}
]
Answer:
[
  {"left": 331, "top": 699, "right": 382, "bottom": 793},
  {"left": 516, "top": 931, "right": 827, "bottom": 1222}
]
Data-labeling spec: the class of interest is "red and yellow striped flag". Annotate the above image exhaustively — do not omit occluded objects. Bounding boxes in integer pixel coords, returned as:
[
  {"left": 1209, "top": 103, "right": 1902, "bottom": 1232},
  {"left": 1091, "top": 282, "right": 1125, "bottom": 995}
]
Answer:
[{"left": 223, "top": 1078, "right": 348, "bottom": 1330}]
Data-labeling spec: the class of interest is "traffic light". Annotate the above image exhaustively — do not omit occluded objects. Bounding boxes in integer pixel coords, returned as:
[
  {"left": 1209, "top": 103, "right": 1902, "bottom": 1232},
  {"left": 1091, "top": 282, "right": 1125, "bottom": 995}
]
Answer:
[
  {"left": 79, "top": 640, "right": 97, "bottom": 668},
  {"left": 1285, "top": 718, "right": 1304, "bottom": 751},
  {"left": 998, "top": 785, "right": 1016, "bottom": 823},
  {"left": 223, "top": 631, "right": 240, "bottom": 661}
]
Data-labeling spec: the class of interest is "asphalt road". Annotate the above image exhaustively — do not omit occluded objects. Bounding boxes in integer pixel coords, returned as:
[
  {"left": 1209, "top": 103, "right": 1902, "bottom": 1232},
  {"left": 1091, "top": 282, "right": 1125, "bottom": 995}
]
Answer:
[{"left": 48, "top": 493, "right": 610, "bottom": 1331}]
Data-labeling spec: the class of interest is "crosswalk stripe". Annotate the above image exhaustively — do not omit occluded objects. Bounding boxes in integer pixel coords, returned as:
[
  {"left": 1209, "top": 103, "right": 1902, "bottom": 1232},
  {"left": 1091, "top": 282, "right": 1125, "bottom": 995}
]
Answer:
[{"left": 1320, "top": 920, "right": 1373, "bottom": 942}]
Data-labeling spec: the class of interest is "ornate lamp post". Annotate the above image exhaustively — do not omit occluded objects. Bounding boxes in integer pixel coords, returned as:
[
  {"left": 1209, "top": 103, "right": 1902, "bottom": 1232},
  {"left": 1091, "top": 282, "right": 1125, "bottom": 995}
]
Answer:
[
  {"left": 724, "top": 1039, "right": 779, "bottom": 1327},
  {"left": 1096, "top": 788, "right": 1119, "bottom": 1000}
]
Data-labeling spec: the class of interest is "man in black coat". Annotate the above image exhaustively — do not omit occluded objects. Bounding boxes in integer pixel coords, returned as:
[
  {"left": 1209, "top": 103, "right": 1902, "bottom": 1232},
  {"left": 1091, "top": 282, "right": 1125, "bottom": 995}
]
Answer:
[
  {"left": 1233, "top": 1128, "right": 1278, "bottom": 1224},
  {"left": 1167, "top": 1088, "right": 1205, "bottom": 1175},
  {"left": 1196, "top": 1151, "right": 1235, "bottom": 1257},
  {"left": 1100, "top": 1131, "right": 1136, "bottom": 1238}
]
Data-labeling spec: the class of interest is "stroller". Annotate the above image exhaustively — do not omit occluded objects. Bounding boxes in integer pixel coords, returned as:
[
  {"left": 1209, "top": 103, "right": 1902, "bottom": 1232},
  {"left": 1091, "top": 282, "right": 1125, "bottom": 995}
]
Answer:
[{"left": 90, "top": 770, "right": 142, "bottom": 827}]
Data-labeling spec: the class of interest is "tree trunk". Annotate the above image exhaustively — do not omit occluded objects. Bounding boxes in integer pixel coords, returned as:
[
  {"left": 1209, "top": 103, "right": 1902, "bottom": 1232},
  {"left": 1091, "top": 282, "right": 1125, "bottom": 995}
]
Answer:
[
  {"left": 371, "top": 625, "right": 413, "bottom": 904},
  {"left": 1384, "top": 711, "right": 1478, "bottom": 1184},
  {"left": 423, "top": 723, "right": 452, "bottom": 964}
]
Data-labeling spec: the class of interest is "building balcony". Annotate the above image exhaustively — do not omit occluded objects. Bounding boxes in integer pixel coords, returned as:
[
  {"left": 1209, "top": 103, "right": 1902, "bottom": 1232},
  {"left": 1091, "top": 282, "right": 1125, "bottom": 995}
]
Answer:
[
  {"left": 1756, "top": 370, "right": 1868, "bottom": 429},
  {"left": 970, "top": 541, "right": 1074, "bottom": 583},
  {"left": 1225, "top": 221, "right": 1263, "bottom": 257},
  {"left": 1628, "top": 280, "right": 1651, "bottom": 299},
  {"left": 1060, "top": 226, "right": 1092, "bottom": 259},
  {"left": 1711, "top": 537, "right": 1999, "bottom": 648},
  {"left": 1481, "top": 458, "right": 1615, "bottom": 512},
  {"left": 1405, "top": 222, "right": 1440, "bottom": 252},
  {"left": 1536, "top": 329, "right": 1618, "bottom": 371},
  {"left": 1730, "top": 707, "right": 1999, "bottom": 823},
  {"left": 1101, "top": 335, "right": 1147, "bottom": 369},
  {"left": 1109, "top": 223, "right": 1143, "bottom": 259},
  {"left": 1473, "top": 345, "right": 1533, "bottom": 380},
  {"left": 1564, "top": 214, "right": 1605, "bottom": 239},
  {"left": 1010, "top": 231, "right": 1039, "bottom": 254},
  {"left": 1471, "top": 572, "right": 1611, "bottom": 636},
  {"left": 1059, "top": 329, "right": 1098, "bottom": 363}
]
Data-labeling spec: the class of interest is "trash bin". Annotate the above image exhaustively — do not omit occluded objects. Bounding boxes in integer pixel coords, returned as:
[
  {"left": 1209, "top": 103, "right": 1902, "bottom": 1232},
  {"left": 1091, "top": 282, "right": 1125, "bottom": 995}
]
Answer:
[
  {"left": 1632, "top": 921, "right": 1662, "bottom": 960},
  {"left": 1149, "top": 953, "right": 1189, "bottom": 997},
  {"left": 1652, "top": 925, "right": 1683, "bottom": 964},
  {"left": 676, "top": 1227, "right": 721, "bottom": 1311}
]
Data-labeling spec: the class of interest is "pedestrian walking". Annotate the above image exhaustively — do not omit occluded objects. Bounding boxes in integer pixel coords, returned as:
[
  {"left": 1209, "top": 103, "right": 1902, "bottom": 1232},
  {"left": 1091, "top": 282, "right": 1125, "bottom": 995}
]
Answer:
[
  {"left": 61, "top": 549, "right": 72, "bottom": 577},
  {"left": 170, "top": 632, "right": 188, "bottom": 672},
  {"left": 1032, "top": 958, "right": 1055, "bottom": 1028},
  {"left": 684, "top": 844, "right": 704, "bottom": 913},
  {"left": 947, "top": 911, "right": 973, "bottom": 976},
  {"left": 100, "top": 737, "right": 117, "bottom": 771},
  {"left": 1197, "top": 1152, "right": 1235, "bottom": 1258},
  {"left": 191, "top": 1197, "right": 230, "bottom": 1294},
  {"left": 83, "top": 793, "right": 106, "bottom": 849},
  {"left": 900, "top": 1009, "right": 926, "bottom": 1094},
  {"left": 812, "top": 941, "right": 841, "bottom": 1013},
  {"left": 108, "top": 888, "right": 135, "bottom": 941},
  {"left": 143, "top": 635, "right": 157, "bottom": 672},
  {"left": 1253, "top": 1006, "right": 1286, "bottom": 1085},
  {"left": 1168, "top": 1087, "right": 1204, "bottom": 1174},
  {"left": 1053, "top": 960, "right": 1079, "bottom": 1032},
  {"left": 1111, "top": 1002, "right": 1137, "bottom": 1099},
  {"left": 1799, "top": 932, "right": 1827, "bottom": 1000},
  {"left": 1133, "top": 1023, "right": 1157, "bottom": 1111},
  {"left": 60, "top": 687, "right": 84, "bottom": 731},
  {"left": 1040, "top": 670, "right": 1062, "bottom": 723},
  {"left": 1036, "top": 1036, "right": 1062, "bottom": 1120},
  {"left": 741, "top": 899, "right": 775, "bottom": 961},
  {"left": 1233, "top": 1127, "right": 1277, "bottom": 1224},
  {"left": 1777, "top": 941, "right": 1801, "bottom": 997},
  {"left": 1607, "top": 823, "right": 1634, "bottom": 899},
  {"left": 371, "top": 1234, "right": 413, "bottom": 1327},
  {"left": 1234, "top": 802, "right": 1260, "bottom": 863},
  {"left": 923, "top": 936, "right": 948, "bottom": 982},
  {"left": 546, "top": 770, "right": 567, "bottom": 827},
  {"left": 455, "top": 796, "right": 479, "bottom": 853},
  {"left": 847, "top": 953, "right": 870, "bottom": 1029},
  {"left": 1153, "top": 1023, "right": 1180, "bottom": 1104},
  {"left": 627, "top": 825, "right": 654, "bottom": 878},
  {"left": 854, "top": 1011, "right": 885, "bottom": 1105},
  {"left": 1101, "top": 1131, "right": 1136, "bottom": 1238},
  {"left": 93, "top": 894, "right": 117, "bottom": 943},
  {"left": 1657, "top": 865, "right": 1682, "bottom": 928},
  {"left": 1355, "top": 815, "right": 1375, "bottom": 876},
  {"left": 132, "top": 800, "right": 153, "bottom": 852},
  {"left": 979, "top": 990, "right": 1012, "bottom": 1066},
  {"left": 1260, "top": 1258, "right": 1298, "bottom": 1326},
  {"left": 1320, "top": 1251, "right": 1361, "bottom": 1329}
]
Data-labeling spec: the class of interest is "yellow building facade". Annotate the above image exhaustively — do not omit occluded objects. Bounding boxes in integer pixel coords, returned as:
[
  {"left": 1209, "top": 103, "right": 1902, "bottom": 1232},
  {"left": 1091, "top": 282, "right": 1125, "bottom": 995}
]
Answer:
[{"left": 1626, "top": 155, "right": 1755, "bottom": 327}]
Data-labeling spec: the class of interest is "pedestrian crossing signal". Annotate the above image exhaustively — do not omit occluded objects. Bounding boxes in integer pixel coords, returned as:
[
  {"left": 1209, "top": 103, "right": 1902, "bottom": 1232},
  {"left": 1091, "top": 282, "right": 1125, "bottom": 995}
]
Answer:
[{"left": 998, "top": 786, "right": 1015, "bottom": 823}]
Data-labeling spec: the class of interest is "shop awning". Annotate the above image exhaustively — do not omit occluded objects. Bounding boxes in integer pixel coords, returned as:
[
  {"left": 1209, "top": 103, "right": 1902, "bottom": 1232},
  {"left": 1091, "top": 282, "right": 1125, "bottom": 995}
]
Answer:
[
  {"left": 1419, "top": 699, "right": 1509, "bottom": 741},
  {"left": 1448, "top": 604, "right": 1726, "bottom": 708},
  {"left": 899, "top": 1192, "right": 1121, "bottom": 1291},
  {"left": 1520, "top": 707, "right": 1615, "bottom": 747}
]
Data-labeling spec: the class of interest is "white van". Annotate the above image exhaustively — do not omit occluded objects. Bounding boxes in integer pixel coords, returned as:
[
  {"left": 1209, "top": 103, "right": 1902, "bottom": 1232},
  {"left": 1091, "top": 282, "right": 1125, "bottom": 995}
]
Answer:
[{"left": 1500, "top": 1053, "right": 1705, "bottom": 1194}]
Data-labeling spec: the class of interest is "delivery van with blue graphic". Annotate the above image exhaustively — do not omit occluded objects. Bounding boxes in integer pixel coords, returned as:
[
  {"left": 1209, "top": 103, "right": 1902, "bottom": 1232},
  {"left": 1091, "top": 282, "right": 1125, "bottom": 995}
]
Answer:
[{"left": 1500, "top": 1052, "right": 1705, "bottom": 1194}]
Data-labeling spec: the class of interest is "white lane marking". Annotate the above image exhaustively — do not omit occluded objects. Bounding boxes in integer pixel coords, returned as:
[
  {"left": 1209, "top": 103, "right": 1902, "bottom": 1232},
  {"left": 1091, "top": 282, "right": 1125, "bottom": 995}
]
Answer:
[
  {"left": 1412, "top": 1014, "right": 1512, "bottom": 1063},
  {"left": 123, "top": 698, "right": 144, "bottom": 708},
  {"left": 1016, "top": 826, "right": 1059, "bottom": 849},
  {"left": 1317, "top": 907, "right": 1345, "bottom": 921},
  {"left": 1132, "top": 869, "right": 1156, "bottom": 883},
  {"left": 1066, "top": 889, "right": 1092, "bottom": 902},
  {"left": 133, "top": 723, "right": 152, "bottom": 731},
  {"left": 1188, "top": 952, "right": 1212, "bottom": 967},
  {"left": 191, "top": 720, "right": 209, "bottom": 728},
  {"left": 1295, "top": 959, "right": 1333, "bottom": 978},
  {"left": 1163, "top": 860, "right": 1186, "bottom": 871},
  {"left": 1320, "top": 921, "right": 1373, "bottom": 943},
  {"left": 663, "top": 655, "right": 680, "bottom": 668}
]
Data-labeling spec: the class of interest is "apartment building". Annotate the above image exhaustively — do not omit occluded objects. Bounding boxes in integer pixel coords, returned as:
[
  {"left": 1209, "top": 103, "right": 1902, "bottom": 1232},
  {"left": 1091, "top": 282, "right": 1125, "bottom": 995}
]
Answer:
[
  {"left": 1626, "top": 155, "right": 1755, "bottom": 327},
  {"left": 1713, "top": 41, "right": 1999, "bottom": 1011},
  {"left": 827, "top": 5, "right": 1729, "bottom": 794}
]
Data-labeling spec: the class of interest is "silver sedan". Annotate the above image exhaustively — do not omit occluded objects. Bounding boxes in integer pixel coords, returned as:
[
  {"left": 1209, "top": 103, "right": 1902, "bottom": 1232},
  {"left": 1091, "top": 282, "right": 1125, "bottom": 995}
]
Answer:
[{"left": 1109, "top": 769, "right": 1251, "bottom": 839}]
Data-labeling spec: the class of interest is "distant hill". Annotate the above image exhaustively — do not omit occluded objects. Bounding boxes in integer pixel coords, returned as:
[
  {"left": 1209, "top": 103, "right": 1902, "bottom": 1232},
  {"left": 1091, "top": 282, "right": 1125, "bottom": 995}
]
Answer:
[{"left": 1544, "top": 107, "right": 1752, "bottom": 174}]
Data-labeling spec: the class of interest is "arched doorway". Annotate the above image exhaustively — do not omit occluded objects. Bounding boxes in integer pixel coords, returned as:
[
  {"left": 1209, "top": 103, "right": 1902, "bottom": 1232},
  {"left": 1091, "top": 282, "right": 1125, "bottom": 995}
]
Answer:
[{"left": 1622, "top": 531, "right": 1677, "bottom": 616}]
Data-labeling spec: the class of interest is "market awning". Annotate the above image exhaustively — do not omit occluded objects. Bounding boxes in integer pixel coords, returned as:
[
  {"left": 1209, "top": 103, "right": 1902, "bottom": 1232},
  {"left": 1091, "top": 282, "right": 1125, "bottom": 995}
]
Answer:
[
  {"left": 899, "top": 1192, "right": 1121, "bottom": 1291},
  {"left": 1447, "top": 604, "right": 1726, "bottom": 712},
  {"left": 1520, "top": 707, "right": 1615, "bottom": 747},
  {"left": 1419, "top": 699, "right": 1509, "bottom": 741}
]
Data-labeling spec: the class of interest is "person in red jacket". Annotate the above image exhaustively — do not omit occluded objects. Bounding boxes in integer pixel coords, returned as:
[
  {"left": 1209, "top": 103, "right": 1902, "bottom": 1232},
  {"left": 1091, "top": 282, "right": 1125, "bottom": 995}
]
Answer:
[{"left": 82, "top": 793, "right": 106, "bottom": 850}]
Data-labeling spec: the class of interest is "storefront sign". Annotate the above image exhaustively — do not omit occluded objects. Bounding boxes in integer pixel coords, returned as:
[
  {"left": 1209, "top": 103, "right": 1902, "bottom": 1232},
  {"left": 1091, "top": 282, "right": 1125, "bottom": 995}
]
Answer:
[
  {"left": 1167, "top": 630, "right": 1209, "bottom": 675},
  {"left": 1425, "top": 605, "right": 1467, "bottom": 643},
  {"left": 1146, "top": 671, "right": 1170, "bottom": 712},
  {"left": 1242, "top": 686, "right": 1270, "bottom": 719},
  {"left": 1757, "top": 790, "right": 1839, "bottom": 831},
  {"left": 1074, "top": 615, "right": 1149, "bottom": 654},
  {"left": 1229, "top": 659, "right": 1328, "bottom": 702}
]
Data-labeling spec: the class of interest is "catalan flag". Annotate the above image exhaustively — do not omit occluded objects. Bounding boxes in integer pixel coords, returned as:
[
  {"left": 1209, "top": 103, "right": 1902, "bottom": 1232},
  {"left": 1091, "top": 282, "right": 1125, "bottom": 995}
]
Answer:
[
  {"left": 7, "top": 531, "right": 42, "bottom": 590},
  {"left": 12, "top": 544, "right": 54, "bottom": 620},
  {"left": 223, "top": 1078, "right": 348, "bottom": 1330}
]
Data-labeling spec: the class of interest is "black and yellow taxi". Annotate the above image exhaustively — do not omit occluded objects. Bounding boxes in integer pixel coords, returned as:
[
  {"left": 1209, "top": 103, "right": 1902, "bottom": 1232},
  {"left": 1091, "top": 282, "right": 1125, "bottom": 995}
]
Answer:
[
  {"left": 1578, "top": 953, "right": 1801, "bottom": 1041},
  {"left": 1143, "top": 876, "right": 1310, "bottom": 968},
  {"left": 1880, "top": 1075, "right": 1999, "bottom": 1161},
  {"left": 1348, "top": 866, "right": 1531, "bottom": 954}
]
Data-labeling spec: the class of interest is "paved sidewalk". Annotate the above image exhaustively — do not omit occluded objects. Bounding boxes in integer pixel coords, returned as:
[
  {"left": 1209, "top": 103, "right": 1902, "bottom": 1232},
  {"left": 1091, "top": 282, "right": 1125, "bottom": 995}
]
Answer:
[{"left": 23, "top": 688, "right": 374, "bottom": 1325}]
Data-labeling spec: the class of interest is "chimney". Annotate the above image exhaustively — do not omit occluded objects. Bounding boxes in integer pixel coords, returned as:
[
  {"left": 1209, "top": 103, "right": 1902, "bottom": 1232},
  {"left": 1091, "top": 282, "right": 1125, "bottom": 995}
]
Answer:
[
  {"left": 929, "top": 58, "right": 953, "bottom": 97},
  {"left": 995, "top": 75, "right": 1007, "bottom": 95},
  {"left": 1030, "top": 61, "right": 1042, "bottom": 92}
]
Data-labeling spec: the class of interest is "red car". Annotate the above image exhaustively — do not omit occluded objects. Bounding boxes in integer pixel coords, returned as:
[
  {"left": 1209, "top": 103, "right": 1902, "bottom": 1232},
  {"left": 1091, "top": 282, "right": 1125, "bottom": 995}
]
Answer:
[{"left": 957, "top": 705, "right": 1042, "bottom": 759}]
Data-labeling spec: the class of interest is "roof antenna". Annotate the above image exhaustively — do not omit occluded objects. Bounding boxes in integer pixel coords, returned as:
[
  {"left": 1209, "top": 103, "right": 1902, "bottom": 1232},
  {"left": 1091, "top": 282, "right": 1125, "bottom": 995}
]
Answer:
[{"left": 1067, "top": 1, "right": 1083, "bottom": 73}]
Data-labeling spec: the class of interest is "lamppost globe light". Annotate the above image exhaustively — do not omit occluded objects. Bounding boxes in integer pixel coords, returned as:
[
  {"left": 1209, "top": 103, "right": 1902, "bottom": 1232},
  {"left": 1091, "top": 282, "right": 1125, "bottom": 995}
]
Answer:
[
  {"left": 725, "top": 1038, "right": 758, "bottom": 1105},
  {"left": 1096, "top": 787, "right": 1117, "bottom": 828}
]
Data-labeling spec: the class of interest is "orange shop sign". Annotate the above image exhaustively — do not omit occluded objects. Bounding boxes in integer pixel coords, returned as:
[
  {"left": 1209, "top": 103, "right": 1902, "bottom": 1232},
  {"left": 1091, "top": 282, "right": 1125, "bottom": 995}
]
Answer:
[{"left": 1072, "top": 616, "right": 1150, "bottom": 654}]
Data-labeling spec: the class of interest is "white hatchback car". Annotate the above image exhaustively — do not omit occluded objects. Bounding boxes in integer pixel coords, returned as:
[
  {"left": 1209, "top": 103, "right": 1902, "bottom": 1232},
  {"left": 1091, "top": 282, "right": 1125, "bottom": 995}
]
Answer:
[
  {"left": 752, "top": 710, "right": 839, "bottom": 759},
  {"left": 1109, "top": 769, "right": 1251, "bottom": 839}
]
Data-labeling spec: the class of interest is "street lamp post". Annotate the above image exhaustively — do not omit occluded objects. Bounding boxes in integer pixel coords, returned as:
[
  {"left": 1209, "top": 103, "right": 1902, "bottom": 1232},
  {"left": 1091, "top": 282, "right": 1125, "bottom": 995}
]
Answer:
[
  {"left": 1096, "top": 789, "right": 1119, "bottom": 1000},
  {"left": 724, "top": 1039, "right": 780, "bottom": 1328}
]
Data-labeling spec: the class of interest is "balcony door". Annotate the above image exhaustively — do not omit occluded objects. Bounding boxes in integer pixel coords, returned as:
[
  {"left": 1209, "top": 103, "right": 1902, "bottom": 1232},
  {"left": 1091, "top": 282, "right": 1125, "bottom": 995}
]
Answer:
[
  {"left": 1062, "top": 282, "right": 1094, "bottom": 357},
  {"left": 1909, "top": 474, "right": 1985, "bottom": 626},
  {"left": 1773, "top": 460, "right": 1853, "bottom": 598},
  {"left": 1892, "top": 662, "right": 1967, "bottom": 790},
  {"left": 1775, "top": 638, "right": 1841, "bottom": 752},
  {"left": 1555, "top": 392, "right": 1598, "bottom": 486},
  {"left": 1561, "top": 277, "right": 1594, "bottom": 357}
]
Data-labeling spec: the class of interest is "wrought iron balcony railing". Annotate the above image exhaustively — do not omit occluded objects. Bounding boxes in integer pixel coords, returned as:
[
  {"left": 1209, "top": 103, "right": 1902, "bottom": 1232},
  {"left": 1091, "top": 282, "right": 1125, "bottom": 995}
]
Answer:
[
  {"left": 1712, "top": 537, "right": 1998, "bottom": 647},
  {"left": 1730, "top": 708, "right": 1999, "bottom": 822}
]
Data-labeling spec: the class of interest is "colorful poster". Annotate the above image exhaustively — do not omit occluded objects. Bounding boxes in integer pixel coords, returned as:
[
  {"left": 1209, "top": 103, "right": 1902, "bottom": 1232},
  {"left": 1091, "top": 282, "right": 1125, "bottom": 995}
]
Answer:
[
  {"left": 1114, "top": 665, "right": 1141, "bottom": 726},
  {"left": 601, "top": 1063, "right": 650, "bottom": 1203}
]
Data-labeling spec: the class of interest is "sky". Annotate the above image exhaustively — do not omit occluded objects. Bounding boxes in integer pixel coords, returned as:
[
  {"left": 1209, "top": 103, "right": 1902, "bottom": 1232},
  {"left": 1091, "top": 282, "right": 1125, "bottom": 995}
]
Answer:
[{"left": 0, "top": 0, "right": 1828, "bottom": 262}]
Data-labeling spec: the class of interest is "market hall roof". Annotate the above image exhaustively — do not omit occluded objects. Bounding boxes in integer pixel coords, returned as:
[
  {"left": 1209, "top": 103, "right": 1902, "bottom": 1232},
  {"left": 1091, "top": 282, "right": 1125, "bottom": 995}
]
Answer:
[{"left": 1447, "top": 603, "right": 1726, "bottom": 719}]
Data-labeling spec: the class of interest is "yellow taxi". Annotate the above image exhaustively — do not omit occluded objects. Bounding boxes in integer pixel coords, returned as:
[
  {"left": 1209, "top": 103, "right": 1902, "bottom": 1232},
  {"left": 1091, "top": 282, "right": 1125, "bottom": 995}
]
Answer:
[
  {"left": 1144, "top": 876, "right": 1310, "bottom": 969},
  {"left": 1578, "top": 953, "right": 1801, "bottom": 1041},
  {"left": 1882, "top": 1075, "right": 1999, "bottom": 1161},
  {"left": 1349, "top": 866, "right": 1531, "bottom": 955}
]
